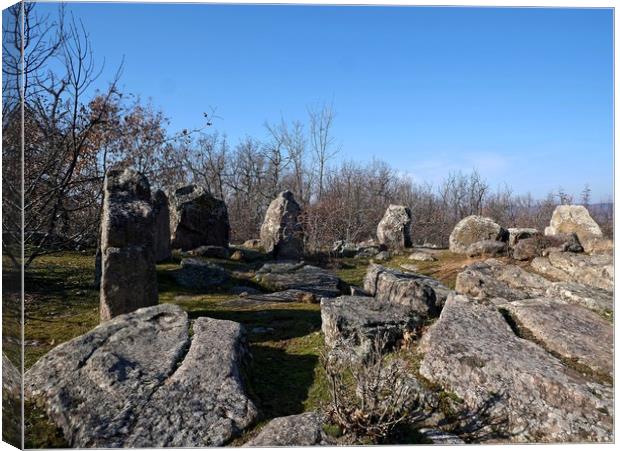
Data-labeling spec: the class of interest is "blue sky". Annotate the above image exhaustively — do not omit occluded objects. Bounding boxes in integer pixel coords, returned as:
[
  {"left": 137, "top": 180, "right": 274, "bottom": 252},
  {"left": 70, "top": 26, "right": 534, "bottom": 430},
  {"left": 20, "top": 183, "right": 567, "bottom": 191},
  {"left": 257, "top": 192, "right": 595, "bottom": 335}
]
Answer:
[{"left": 34, "top": 2, "right": 613, "bottom": 200}]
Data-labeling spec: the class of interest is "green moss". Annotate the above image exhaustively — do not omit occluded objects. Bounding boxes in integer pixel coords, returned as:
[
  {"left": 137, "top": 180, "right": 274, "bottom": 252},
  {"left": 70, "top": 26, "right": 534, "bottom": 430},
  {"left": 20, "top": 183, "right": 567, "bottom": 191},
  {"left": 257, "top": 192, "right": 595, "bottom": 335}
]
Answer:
[{"left": 334, "top": 258, "right": 371, "bottom": 287}]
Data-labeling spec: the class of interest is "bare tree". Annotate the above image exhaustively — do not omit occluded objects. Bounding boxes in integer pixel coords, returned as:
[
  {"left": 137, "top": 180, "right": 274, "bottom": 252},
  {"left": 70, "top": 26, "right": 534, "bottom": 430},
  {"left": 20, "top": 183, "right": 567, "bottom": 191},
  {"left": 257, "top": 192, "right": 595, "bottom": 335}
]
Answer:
[{"left": 308, "top": 101, "right": 339, "bottom": 200}]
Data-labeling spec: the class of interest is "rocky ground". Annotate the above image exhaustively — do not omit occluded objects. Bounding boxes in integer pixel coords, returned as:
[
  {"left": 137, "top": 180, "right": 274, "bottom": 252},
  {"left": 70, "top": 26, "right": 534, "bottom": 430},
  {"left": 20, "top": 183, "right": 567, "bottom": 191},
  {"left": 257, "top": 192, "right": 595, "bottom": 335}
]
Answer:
[{"left": 14, "top": 238, "right": 614, "bottom": 447}]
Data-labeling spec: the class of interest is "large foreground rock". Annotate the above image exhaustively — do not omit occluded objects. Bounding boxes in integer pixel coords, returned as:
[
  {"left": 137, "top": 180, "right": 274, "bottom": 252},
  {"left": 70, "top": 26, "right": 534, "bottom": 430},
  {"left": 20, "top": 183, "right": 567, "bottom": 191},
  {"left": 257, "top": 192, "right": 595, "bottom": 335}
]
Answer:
[
  {"left": 363, "top": 264, "right": 451, "bottom": 315},
  {"left": 544, "top": 205, "right": 603, "bottom": 243},
  {"left": 260, "top": 190, "right": 304, "bottom": 260},
  {"left": 455, "top": 259, "right": 549, "bottom": 302},
  {"left": 376, "top": 205, "right": 412, "bottom": 249},
  {"left": 449, "top": 215, "right": 508, "bottom": 254},
  {"left": 531, "top": 251, "right": 613, "bottom": 291},
  {"left": 254, "top": 262, "right": 342, "bottom": 298},
  {"left": 169, "top": 185, "right": 230, "bottom": 251},
  {"left": 243, "top": 412, "right": 332, "bottom": 447},
  {"left": 152, "top": 189, "right": 171, "bottom": 262},
  {"left": 100, "top": 167, "right": 157, "bottom": 321},
  {"left": 501, "top": 298, "right": 613, "bottom": 381},
  {"left": 25, "top": 305, "right": 257, "bottom": 447},
  {"left": 419, "top": 294, "right": 613, "bottom": 443},
  {"left": 321, "top": 296, "right": 421, "bottom": 357}
]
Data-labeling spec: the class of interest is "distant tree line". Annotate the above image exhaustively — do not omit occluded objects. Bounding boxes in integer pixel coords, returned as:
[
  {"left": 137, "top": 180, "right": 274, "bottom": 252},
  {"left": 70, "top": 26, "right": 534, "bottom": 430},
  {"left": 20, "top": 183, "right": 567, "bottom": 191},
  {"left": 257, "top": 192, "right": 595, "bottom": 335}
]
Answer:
[{"left": 2, "top": 3, "right": 612, "bottom": 268}]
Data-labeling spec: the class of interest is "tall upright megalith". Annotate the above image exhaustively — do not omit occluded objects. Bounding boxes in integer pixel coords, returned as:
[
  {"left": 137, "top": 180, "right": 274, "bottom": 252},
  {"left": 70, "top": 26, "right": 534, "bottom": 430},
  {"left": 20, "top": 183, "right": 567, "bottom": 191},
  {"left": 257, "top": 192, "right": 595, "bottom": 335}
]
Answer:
[
  {"left": 152, "top": 190, "right": 171, "bottom": 262},
  {"left": 377, "top": 205, "right": 412, "bottom": 250},
  {"left": 260, "top": 191, "right": 304, "bottom": 260},
  {"left": 100, "top": 167, "right": 158, "bottom": 322},
  {"left": 169, "top": 185, "right": 230, "bottom": 251}
]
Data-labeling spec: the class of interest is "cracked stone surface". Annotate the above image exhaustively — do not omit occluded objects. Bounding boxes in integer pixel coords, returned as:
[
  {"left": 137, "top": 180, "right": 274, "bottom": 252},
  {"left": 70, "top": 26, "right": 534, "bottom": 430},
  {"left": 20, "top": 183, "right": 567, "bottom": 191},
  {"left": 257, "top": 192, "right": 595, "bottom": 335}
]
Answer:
[
  {"left": 455, "top": 259, "right": 550, "bottom": 301},
  {"left": 363, "top": 264, "right": 451, "bottom": 315},
  {"left": 501, "top": 298, "right": 613, "bottom": 381},
  {"left": 24, "top": 304, "right": 257, "bottom": 447},
  {"left": 531, "top": 251, "right": 613, "bottom": 291},
  {"left": 545, "top": 282, "right": 613, "bottom": 316},
  {"left": 419, "top": 294, "right": 613, "bottom": 443},
  {"left": 254, "top": 262, "right": 343, "bottom": 298}
]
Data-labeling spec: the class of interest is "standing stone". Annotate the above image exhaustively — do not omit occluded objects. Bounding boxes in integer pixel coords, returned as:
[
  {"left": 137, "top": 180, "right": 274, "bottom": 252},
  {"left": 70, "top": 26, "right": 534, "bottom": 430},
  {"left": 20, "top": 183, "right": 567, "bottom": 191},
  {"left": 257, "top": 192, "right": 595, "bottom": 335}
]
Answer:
[
  {"left": 376, "top": 205, "right": 412, "bottom": 249},
  {"left": 260, "top": 190, "right": 303, "bottom": 260},
  {"left": 544, "top": 205, "right": 603, "bottom": 243},
  {"left": 100, "top": 167, "right": 158, "bottom": 322},
  {"left": 449, "top": 215, "right": 508, "bottom": 254},
  {"left": 169, "top": 185, "right": 230, "bottom": 251},
  {"left": 152, "top": 190, "right": 171, "bottom": 262}
]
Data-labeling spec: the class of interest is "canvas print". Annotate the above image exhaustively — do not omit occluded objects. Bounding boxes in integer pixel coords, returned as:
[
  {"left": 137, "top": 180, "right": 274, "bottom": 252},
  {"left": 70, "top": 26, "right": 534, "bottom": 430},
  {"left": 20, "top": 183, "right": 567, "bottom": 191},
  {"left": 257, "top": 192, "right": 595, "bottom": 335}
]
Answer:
[{"left": 1, "top": 1, "right": 614, "bottom": 448}]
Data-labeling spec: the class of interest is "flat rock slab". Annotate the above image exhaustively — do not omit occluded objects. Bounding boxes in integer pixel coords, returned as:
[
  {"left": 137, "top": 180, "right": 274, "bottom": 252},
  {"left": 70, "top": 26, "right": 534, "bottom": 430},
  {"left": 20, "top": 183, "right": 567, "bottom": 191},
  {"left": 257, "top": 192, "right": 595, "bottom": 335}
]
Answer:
[
  {"left": 25, "top": 305, "right": 257, "bottom": 447},
  {"left": 545, "top": 282, "right": 613, "bottom": 316},
  {"left": 455, "top": 259, "right": 550, "bottom": 301},
  {"left": 321, "top": 296, "right": 421, "bottom": 357},
  {"left": 243, "top": 412, "right": 332, "bottom": 447},
  {"left": 531, "top": 252, "right": 613, "bottom": 291},
  {"left": 408, "top": 251, "right": 437, "bottom": 262},
  {"left": 501, "top": 298, "right": 613, "bottom": 381},
  {"left": 419, "top": 294, "right": 613, "bottom": 443},
  {"left": 172, "top": 258, "right": 230, "bottom": 289},
  {"left": 254, "top": 262, "right": 343, "bottom": 298},
  {"left": 364, "top": 264, "right": 451, "bottom": 315}
]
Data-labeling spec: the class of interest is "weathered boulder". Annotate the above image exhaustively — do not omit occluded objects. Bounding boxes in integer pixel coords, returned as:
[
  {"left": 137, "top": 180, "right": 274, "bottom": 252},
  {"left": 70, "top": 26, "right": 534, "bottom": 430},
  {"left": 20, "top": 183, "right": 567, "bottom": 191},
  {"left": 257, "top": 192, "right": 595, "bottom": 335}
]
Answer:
[
  {"left": 169, "top": 185, "right": 230, "bottom": 251},
  {"left": 531, "top": 251, "right": 613, "bottom": 291},
  {"left": 540, "top": 233, "right": 584, "bottom": 254},
  {"left": 512, "top": 237, "right": 540, "bottom": 261},
  {"left": 419, "top": 294, "right": 613, "bottom": 442},
  {"left": 321, "top": 296, "right": 421, "bottom": 356},
  {"left": 243, "top": 412, "right": 332, "bottom": 447},
  {"left": 125, "top": 317, "right": 257, "bottom": 447},
  {"left": 513, "top": 234, "right": 583, "bottom": 260},
  {"left": 449, "top": 216, "right": 508, "bottom": 254},
  {"left": 260, "top": 190, "right": 303, "bottom": 260},
  {"left": 545, "top": 282, "right": 613, "bottom": 316},
  {"left": 254, "top": 262, "right": 342, "bottom": 298},
  {"left": 363, "top": 264, "right": 451, "bottom": 315},
  {"left": 376, "top": 205, "right": 412, "bottom": 249},
  {"left": 507, "top": 227, "right": 539, "bottom": 247},
  {"left": 544, "top": 205, "right": 603, "bottom": 244},
  {"left": 172, "top": 258, "right": 230, "bottom": 289},
  {"left": 100, "top": 167, "right": 157, "bottom": 321},
  {"left": 408, "top": 251, "right": 437, "bottom": 262},
  {"left": 455, "top": 259, "right": 549, "bottom": 301},
  {"left": 152, "top": 189, "right": 171, "bottom": 262},
  {"left": 580, "top": 235, "right": 614, "bottom": 255},
  {"left": 466, "top": 239, "right": 507, "bottom": 257},
  {"left": 184, "top": 245, "right": 230, "bottom": 259},
  {"left": 501, "top": 298, "right": 613, "bottom": 381},
  {"left": 25, "top": 305, "right": 257, "bottom": 447}
]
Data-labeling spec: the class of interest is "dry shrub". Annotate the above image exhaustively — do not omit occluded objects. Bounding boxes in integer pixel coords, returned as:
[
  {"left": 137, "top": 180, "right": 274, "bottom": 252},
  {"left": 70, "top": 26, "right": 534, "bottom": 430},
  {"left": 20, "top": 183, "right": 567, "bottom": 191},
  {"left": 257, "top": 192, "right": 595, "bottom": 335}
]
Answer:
[{"left": 323, "top": 335, "right": 424, "bottom": 443}]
